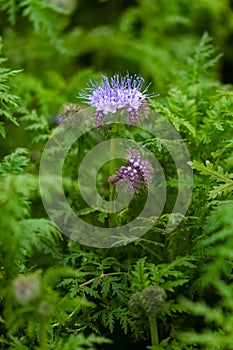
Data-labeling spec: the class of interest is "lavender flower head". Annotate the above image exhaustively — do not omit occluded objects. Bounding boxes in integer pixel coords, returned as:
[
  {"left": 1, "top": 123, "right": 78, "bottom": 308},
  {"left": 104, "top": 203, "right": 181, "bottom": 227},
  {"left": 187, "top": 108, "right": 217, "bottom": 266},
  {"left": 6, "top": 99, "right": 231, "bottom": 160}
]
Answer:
[
  {"left": 80, "top": 73, "right": 152, "bottom": 127},
  {"left": 109, "top": 149, "right": 153, "bottom": 193}
]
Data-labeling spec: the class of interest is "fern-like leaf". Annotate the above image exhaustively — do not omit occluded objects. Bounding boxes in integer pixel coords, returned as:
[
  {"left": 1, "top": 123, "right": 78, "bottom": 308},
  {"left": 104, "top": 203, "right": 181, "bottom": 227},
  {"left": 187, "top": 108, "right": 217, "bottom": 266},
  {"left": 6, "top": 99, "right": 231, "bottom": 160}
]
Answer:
[
  {"left": 0, "top": 39, "right": 21, "bottom": 137},
  {"left": 0, "top": 148, "right": 29, "bottom": 174},
  {"left": 0, "top": 0, "right": 18, "bottom": 24},
  {"left": 190, "top": 160, "right": 233, "bottom": 198},
  {"left": 130, "top": 257, "right": 150, "bottom": 292}
]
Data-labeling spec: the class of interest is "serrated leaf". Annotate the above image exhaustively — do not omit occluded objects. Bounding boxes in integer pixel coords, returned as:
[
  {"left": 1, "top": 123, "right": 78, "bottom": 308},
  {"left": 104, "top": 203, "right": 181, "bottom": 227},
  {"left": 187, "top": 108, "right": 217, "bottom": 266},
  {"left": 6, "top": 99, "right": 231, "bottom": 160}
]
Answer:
[
  {"left": 0, "top": 148, "right": 30, "bottom": 174},
  {"left": 190, "top": 160, "right": 233, "bottom": 198},
  {"left": 130, "top": 257, "right": 150, "bottom": 291},
  {"left": 163, "top": 279, "right": 189, "bottom": 292}
]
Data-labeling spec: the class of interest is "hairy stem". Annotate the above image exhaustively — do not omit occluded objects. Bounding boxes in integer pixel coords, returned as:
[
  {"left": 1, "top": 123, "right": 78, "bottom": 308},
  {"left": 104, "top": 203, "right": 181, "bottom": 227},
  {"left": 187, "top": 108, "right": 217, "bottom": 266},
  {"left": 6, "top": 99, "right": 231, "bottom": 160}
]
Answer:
[
  {"left": 40, "top": 316, "right": 48, "bottom": 350},
  {"left": 149, "top": 316, "right": 159, "bottom": 347},
  {"left": 79, "top": 271, "right": 128, "bottom": 287},
  {"left": 108, "top": 124, "right": 117, "bottom": 228}
]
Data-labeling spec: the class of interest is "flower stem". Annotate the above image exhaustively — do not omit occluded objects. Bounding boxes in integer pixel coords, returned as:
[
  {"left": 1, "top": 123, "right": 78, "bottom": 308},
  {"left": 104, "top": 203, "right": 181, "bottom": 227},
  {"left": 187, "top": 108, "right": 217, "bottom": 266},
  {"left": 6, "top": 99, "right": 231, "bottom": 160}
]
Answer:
[
  {"left": 108, "top": 124, "right": 117, "bottom": 228},
  {"left": 40, "top": 316, "right": 48, "bottom": 350},
  {"left": 109, "top": 186, "right": 116, "bottom": 227},
  {"left": 79, "top": 271, "right": 128, "bottom": 287},
  {"left": 149, "top": 316, "right": 159, "bottom": 347}
]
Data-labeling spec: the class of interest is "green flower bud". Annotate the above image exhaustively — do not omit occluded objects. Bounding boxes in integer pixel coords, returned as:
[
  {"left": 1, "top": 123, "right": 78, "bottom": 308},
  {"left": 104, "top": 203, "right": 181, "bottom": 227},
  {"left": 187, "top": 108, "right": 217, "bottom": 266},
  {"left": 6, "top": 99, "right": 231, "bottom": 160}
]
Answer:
[
  {"left": 38, "top": 300, "right": 53, "bottom": 317},
  {"left": 140, "top": 285, "right": 166, "bottom": 317},
  {"left": 129, "top": 285, "right": 166, "bottom": 318},
  {"left": 128, "top": 291, "right": 145, "bottom": 317}
]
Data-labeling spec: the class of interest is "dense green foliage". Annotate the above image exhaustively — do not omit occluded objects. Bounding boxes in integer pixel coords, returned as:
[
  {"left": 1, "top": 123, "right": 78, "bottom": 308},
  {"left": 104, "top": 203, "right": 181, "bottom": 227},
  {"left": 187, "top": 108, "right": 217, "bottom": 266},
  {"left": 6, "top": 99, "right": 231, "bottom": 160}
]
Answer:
[{"left": 0, "top": 1, "right": 233, "bottom": 349}]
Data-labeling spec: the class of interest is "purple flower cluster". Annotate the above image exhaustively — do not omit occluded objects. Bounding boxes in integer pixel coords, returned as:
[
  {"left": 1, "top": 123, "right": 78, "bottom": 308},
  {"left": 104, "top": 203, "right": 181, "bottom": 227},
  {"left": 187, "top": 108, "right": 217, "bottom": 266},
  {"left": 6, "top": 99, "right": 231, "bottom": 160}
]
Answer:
[
  {"left": 80, "top": 73, "right": 151, "bottom": 127},
  {"left": 108, "top": 149, "right": 153, "bottom": 192}
]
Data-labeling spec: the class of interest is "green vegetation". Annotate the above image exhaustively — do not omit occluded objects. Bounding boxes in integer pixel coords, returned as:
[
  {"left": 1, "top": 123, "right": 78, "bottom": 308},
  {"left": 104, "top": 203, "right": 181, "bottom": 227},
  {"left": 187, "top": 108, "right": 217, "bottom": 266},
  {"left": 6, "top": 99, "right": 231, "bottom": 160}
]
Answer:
[{"left": 0, "top": 1, "right": 233, "bottom": 349}]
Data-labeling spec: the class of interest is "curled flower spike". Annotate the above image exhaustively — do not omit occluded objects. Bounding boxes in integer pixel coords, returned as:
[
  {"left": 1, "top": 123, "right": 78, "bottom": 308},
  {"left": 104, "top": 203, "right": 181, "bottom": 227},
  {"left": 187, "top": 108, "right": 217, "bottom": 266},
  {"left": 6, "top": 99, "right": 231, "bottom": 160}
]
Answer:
[
  {"left": 108, "top": 148, "right": 153, "bottom": 193},
  {"left": 80, "top": 73, "right": 153, "bottom": 127}
]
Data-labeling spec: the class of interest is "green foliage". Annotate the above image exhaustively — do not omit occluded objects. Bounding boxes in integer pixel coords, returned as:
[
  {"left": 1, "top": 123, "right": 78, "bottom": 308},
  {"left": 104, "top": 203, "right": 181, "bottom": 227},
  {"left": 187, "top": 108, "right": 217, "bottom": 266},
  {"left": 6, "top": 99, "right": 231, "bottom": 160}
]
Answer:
[
  {"left": 53, "top": 334, "right": 112, "bottom": 350},
  {"left": 190, "top": 160, "right": 233, "bottom": 198},
  {"left": 180, "top": 202, "right": 233, "bottom": 349},
  {"left": 0, "top": 0, "right": 71, "bottom": 51},
  {"left": 0, "top": 39, "right": 21, "bottom": 137},
  {"left": 0, "top": 1, "right": 233, "bottom": 349},
  {"left": 0, "top": 147, "right": 38, "bottom": 297},
  {"left": 0, "top": 147, "right": 30, "bottom": 174}
]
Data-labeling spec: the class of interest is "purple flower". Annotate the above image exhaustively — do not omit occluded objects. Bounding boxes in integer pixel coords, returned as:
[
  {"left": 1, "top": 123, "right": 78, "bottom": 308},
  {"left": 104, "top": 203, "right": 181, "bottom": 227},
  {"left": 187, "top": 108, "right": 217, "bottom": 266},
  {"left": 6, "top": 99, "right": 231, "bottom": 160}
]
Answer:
[
  {"left": 80, "top": 73, "right": 152, "bottom": 127},
  {"left": 56, "top": 115, "right": 63, "bottom": 124},
  {"left": 108, "top": 149, "right": 153, "bottom": 193}
]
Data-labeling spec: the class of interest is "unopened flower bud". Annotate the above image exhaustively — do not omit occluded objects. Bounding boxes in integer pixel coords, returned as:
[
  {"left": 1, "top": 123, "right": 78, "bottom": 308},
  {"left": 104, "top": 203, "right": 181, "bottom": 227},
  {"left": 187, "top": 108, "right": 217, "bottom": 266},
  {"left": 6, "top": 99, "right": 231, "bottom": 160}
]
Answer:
[
  {"left": 129, "top": 285, "right": 166, "bottom": 318},
  {"left": 12, "top": 275, "right": 41, "bottom": 305},
  {"left": 140, "top": 285, "right": 166, "bottom": 317},
  {"left": 38, "top": 300, "right": 53, "bottom": 316},
  {"left": 128, "top": 291, "right": 144, "bottom": 317},
  {"left": 59, "top": 103, "right": 83, "bottom": 129}
]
